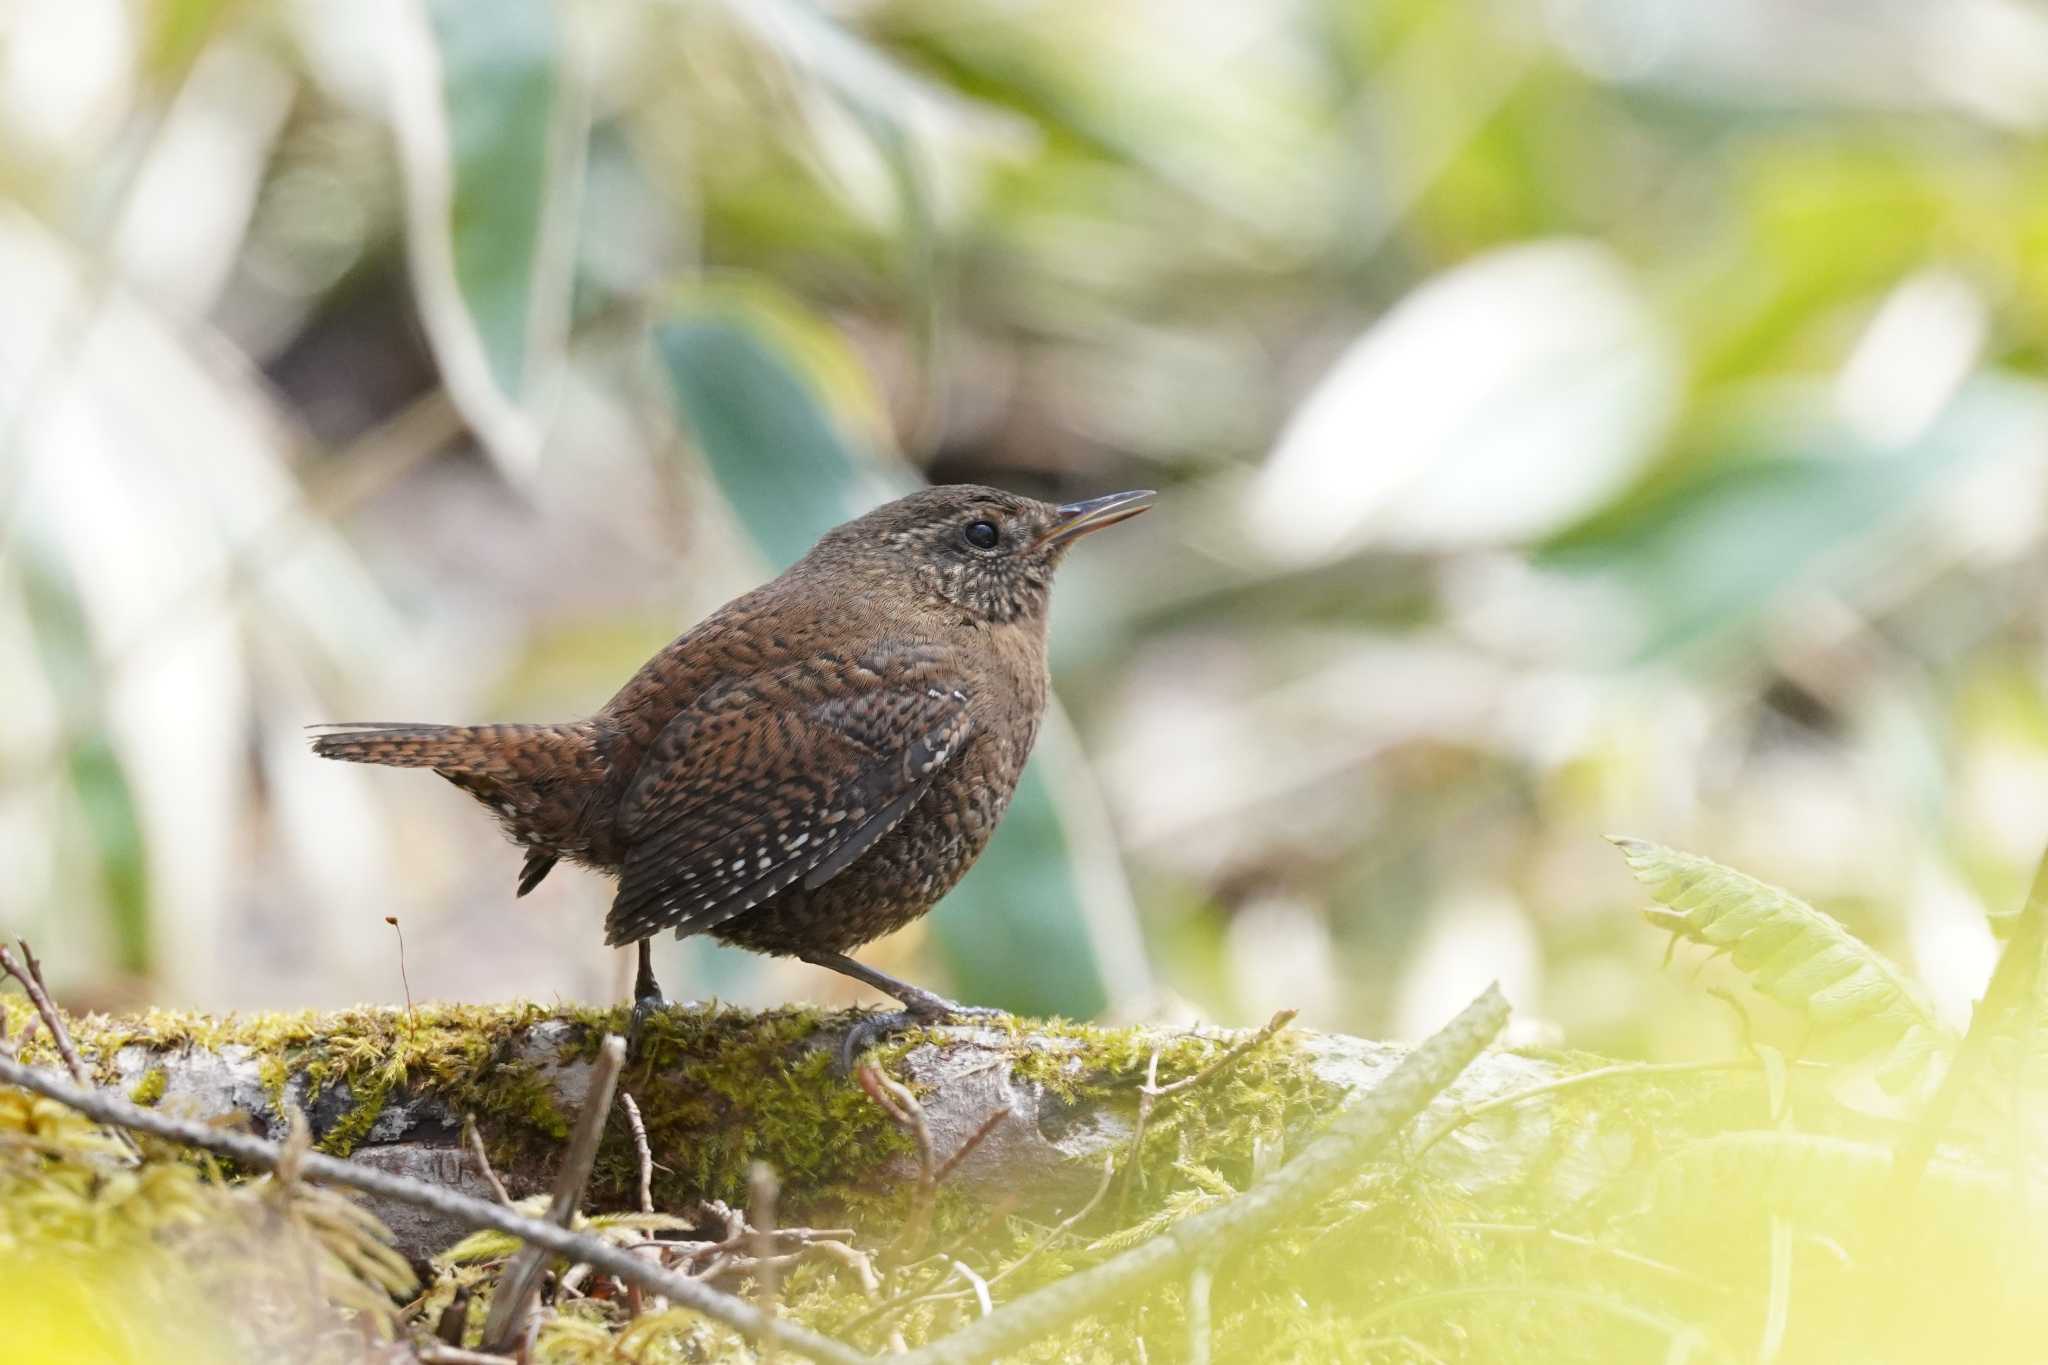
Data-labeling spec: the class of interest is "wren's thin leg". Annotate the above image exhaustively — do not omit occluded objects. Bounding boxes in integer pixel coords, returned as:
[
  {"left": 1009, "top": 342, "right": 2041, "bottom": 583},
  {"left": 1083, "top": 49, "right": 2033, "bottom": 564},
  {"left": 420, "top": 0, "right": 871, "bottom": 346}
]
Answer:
[
  {"left": 628, "top": 938, "right": 668, "bottom": 1045},
  {"left": 794, "top": 949, "right": 1007, "bottom": 1069},
  {"left": 794, "top": 949, "right": 960, "bottom": 1015}
]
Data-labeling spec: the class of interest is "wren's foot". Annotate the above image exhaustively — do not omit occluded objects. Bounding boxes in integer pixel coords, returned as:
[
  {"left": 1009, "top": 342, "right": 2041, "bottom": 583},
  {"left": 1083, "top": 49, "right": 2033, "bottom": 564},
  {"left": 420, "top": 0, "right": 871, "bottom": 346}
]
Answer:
[
  {"left": 627, "top": 939, "right": 669, "bottom": 1051},
  {"left": 792, "top": 948, "right": 1010, "bottom": 1070},
  {"left": 837, "top": 992, "right": 1010, "bottom": 1073},
  {"left": 628, "top": 986, "right": 669, "bottom": 1050}
]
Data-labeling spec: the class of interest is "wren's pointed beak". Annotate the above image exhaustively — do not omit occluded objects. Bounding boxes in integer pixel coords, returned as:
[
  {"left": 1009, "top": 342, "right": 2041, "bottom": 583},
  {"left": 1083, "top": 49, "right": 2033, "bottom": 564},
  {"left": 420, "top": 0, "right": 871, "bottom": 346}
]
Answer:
[{"left": 1039, "top": 489, "right": 1155, "bottom": 549}]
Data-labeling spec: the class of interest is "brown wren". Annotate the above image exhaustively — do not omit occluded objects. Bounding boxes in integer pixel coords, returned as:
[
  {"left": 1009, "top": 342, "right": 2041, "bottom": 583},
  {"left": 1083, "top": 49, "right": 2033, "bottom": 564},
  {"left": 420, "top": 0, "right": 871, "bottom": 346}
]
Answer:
[{"left": 312, "top": 484, "right": 1152, "bottom": 1047}]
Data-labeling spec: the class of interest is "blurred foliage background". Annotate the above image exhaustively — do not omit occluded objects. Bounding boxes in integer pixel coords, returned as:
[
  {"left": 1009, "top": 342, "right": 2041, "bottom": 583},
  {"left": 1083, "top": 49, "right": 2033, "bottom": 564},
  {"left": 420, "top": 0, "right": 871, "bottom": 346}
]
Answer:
[{"left": 5, "top": 0, "right": 2048, "bottom": 1073}]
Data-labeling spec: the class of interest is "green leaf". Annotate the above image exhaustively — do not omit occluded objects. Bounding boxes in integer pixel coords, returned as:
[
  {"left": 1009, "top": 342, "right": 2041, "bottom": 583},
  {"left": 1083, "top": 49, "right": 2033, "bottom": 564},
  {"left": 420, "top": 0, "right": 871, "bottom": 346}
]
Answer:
[
  {"left": 1541, "top": 378, "right": 2048, "bottom": 660},
  {"left": 394, "top": 0, "right": 586, "bottom": 475},
  {"left": 19, "top": 558, "right": 149, "bottom": 973},
  {"left": 653, "top": 316, "right": 876, "bottom": 568},
  {"left": 1613, "top": 837, "right": 1953, "bottom": 1095},
  {"left": 652, "top": 302, "right": 1145, "bottom": 1016},
  {"left": 1896, "top": 844, "right": 2048, "bottom": 1192}
]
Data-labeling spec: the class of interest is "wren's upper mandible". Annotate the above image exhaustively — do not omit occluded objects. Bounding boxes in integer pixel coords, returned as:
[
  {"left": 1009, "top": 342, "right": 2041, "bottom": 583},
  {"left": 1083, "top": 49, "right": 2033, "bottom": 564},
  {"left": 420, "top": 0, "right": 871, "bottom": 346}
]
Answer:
[{"left": 311, "top": 484, "right": 1153, "bottom": 1041}]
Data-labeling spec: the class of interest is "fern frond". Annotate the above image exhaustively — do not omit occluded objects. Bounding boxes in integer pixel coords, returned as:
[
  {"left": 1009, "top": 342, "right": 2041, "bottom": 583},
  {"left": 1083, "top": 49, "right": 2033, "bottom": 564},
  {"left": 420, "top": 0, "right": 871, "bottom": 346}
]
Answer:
[{"left": 1612, "top": 837, "right": 1954, "bottom": 1093}]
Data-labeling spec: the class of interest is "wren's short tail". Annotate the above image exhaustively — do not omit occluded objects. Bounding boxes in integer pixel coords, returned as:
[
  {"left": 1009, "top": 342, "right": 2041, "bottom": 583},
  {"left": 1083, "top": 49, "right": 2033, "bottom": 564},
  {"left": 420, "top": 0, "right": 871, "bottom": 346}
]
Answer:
[
  {"left": 311, "top": 721, "right": 606, "bottom": 898},
  {"left": 309, "top": 721, "right": 606, "bottom": 783},
  {"left": 314, "top": 722, "right": 523, "bottom": 771}
]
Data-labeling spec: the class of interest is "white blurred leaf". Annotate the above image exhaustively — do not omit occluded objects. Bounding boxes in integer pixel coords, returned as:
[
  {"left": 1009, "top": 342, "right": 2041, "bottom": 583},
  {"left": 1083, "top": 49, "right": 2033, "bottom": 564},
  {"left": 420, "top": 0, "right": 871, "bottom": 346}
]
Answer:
[
  {"left": 387, "top": 0, "right": 588, "bottom": 480},
  {"left": 1248, "top": 239, "right": 1679, "bottom": 561},
  {"left": 109, "top": 40, "right": 295, "bottom": 319},
  {"left": 0, "top": 207, "right": 405, "bottom": 998}
]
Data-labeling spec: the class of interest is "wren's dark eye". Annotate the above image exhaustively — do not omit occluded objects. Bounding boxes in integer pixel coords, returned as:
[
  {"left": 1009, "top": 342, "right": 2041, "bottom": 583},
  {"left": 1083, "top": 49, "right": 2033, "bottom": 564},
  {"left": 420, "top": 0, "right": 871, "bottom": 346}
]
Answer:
[{"left": 961, "top": 519, "right": 1001, "bottom": 551}]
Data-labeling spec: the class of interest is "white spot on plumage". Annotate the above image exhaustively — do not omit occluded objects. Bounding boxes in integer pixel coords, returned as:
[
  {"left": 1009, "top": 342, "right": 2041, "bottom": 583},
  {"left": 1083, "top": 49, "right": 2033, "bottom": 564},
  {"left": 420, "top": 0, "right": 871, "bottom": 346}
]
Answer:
[{"left": 785, "top": 832, "right": 809, "bottom": 850}]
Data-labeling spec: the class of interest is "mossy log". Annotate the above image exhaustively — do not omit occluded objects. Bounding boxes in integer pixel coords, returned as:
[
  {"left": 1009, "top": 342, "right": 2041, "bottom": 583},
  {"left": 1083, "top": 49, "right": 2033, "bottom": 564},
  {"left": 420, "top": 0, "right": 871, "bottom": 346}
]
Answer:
[{"left": 51, "top": 1000, "right": 1713, "bottom": 1262}]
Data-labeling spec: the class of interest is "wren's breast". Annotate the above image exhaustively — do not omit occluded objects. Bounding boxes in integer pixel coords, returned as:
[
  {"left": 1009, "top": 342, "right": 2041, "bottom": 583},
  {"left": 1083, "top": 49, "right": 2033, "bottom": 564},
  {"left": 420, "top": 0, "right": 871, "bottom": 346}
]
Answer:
[{"left": 708, "top": 714, "right": 1037, "bottom": 957}]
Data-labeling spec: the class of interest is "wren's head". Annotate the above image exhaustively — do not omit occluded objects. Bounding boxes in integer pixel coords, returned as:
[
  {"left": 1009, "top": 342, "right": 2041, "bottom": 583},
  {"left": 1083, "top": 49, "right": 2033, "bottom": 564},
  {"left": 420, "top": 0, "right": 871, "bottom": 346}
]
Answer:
[{"left": 806, "top": 484, "right": 1153, "bottom": 625}]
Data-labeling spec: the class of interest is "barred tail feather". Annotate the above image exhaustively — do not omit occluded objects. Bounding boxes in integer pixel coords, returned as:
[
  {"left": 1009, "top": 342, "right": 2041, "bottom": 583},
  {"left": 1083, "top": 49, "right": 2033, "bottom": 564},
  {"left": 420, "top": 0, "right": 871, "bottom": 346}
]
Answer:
[{"left": 308, "top": 721, "right": 601, "bottom": 779}]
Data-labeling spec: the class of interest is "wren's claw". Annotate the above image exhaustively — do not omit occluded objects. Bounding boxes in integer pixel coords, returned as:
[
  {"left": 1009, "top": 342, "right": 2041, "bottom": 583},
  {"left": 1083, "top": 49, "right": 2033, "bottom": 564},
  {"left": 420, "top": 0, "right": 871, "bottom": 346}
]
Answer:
[
  {"left": 628, "top": 986, "right": 669, "bottom": 1053},
  {"left": 837, "top": 993, "right": 1010, "bottom": 1073}
]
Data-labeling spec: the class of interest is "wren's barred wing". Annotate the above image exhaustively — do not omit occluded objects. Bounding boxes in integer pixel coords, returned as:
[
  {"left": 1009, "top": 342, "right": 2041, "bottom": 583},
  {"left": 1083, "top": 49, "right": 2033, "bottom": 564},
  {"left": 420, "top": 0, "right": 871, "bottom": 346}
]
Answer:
[{"left": 603, "top": 645, "right": 975, "bottom": 947}]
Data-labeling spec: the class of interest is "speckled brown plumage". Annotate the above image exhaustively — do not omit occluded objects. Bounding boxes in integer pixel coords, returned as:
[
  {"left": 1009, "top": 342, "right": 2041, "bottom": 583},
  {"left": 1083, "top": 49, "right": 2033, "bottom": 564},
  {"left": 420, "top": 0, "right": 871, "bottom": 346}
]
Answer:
[{"left": 312, "top": 484, "right": 1151, "bottom": 1031}]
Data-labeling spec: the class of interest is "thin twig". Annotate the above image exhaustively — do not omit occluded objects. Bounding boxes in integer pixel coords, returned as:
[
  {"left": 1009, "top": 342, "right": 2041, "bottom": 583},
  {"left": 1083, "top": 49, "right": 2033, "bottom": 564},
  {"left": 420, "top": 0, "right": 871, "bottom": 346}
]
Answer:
[
  {"left": 807, "top": 1238, "right": 883, "bottom": 1297},
  {"left": 859, "top": 1066, "right": 933, "bottom": 1178},
  {"left": 462, "top": 1113, "right": 513, "bottom": 1207},
  {"left": 1122, "top": 1011, "right": 1296, "bottom": 1211},
  {"left": 847, "top": 1146, "right": 1122, "bottom": 1335},
  {"left": 383, "top": 916, "right": 416, "bottom": 1036},
  {"left": 1186, "top": 1260, "right": 1214, "bottom": 1365},
  {"left": 1446, "top": 1222, "right": 1727, "bottom": 1294},
  {"left": 620, "top": 1092, "right": 654, "bottom": 1215},
  {"left": 1145, "top": 1010, "right": 1298, "bottom": 1100},
  {"left": 481, "top": 1034, "right": 627, "bottom": 1351},
  {"left": 1346, "top": 1284, "right": 1725, "bottom": 1361},
  {"left": 1, "top": 942, "right": 90, "bottom": 1087},
  {"left": 932, "top": 1106, "right": 1010, "bottom": 1188},
  {"left": 951, "top": 1260, "right": 992, "bottom": 1318},
  {"left": 996, "top": 1154, "right": 1115, "bottom": 1287},
  {"left": 418, "top": 1348, "right": 515, "bottom": 1365},
  {"left": 752, "top": 1162, "right": 782, "bottom": 1365},
  {"left": 891, "top": 985, "right": 1509, "bottom": 1365},
  {"left": 0, "top": 1050, "right": 866, "bottom": 1365},
  {"left": 1122, "top": 1047, "right": 1166, "bottom": 1212},
  {"left": 1407, "top": 1058, "right": 1760, "bottom": 1166},
  {"left": 1, "top": 941, "right": 141, "bottom": 1158},
  {"left": 859, "top": 1064, "right": 944, "bottom": 1255}
]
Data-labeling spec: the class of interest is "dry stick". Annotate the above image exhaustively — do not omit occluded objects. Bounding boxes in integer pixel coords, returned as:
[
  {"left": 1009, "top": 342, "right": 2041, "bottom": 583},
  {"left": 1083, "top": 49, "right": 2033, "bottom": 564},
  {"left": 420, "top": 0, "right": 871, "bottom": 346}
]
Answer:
[
  {"left": 1, "top": 941, "right": 142, "bottom": 1159},
  {"left": 951, "top": 1260, "right": 993, "bottom": 1317},
  {"left": 620, "top": 1092, "right": 655, "bottom": 1215},
  {"left": 481, "top": 1034, "right": 628, "bottom": 1351},
  {"left": 892, "top": 984, "right": 1509, "bottom": 1365},
  {"left": 618, "top": 1089, "right": 661, "bottom": 1319},
  {"left": 1186, "top": 1260, "right": 1214, "bottom": 1365},
  {"left": 0, "top": 1052, "right": 867, "bottom": 1365},
  {"left": 809, "top": 1238, "right": 883, "bottom": 1298},
  {"left": 462, "top": 1113, "right": 514, "bottom": 1207},
  {"left": 753, "top": 1162, "right": 783, "bottom": 1365},
  {"left": 1, "top": 942, "right": 90, "bottom": 1087}
]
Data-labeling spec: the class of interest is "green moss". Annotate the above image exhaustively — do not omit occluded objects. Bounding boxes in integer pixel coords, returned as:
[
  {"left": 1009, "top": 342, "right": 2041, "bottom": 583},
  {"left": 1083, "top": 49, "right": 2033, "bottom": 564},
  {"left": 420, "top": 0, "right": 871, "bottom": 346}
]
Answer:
[
  {"left": 127, "top": 1065, "right": 167, "bottom": 1107},
  {"left": 28, "top": 999, "right": 1971, "bottom": 1363}
]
